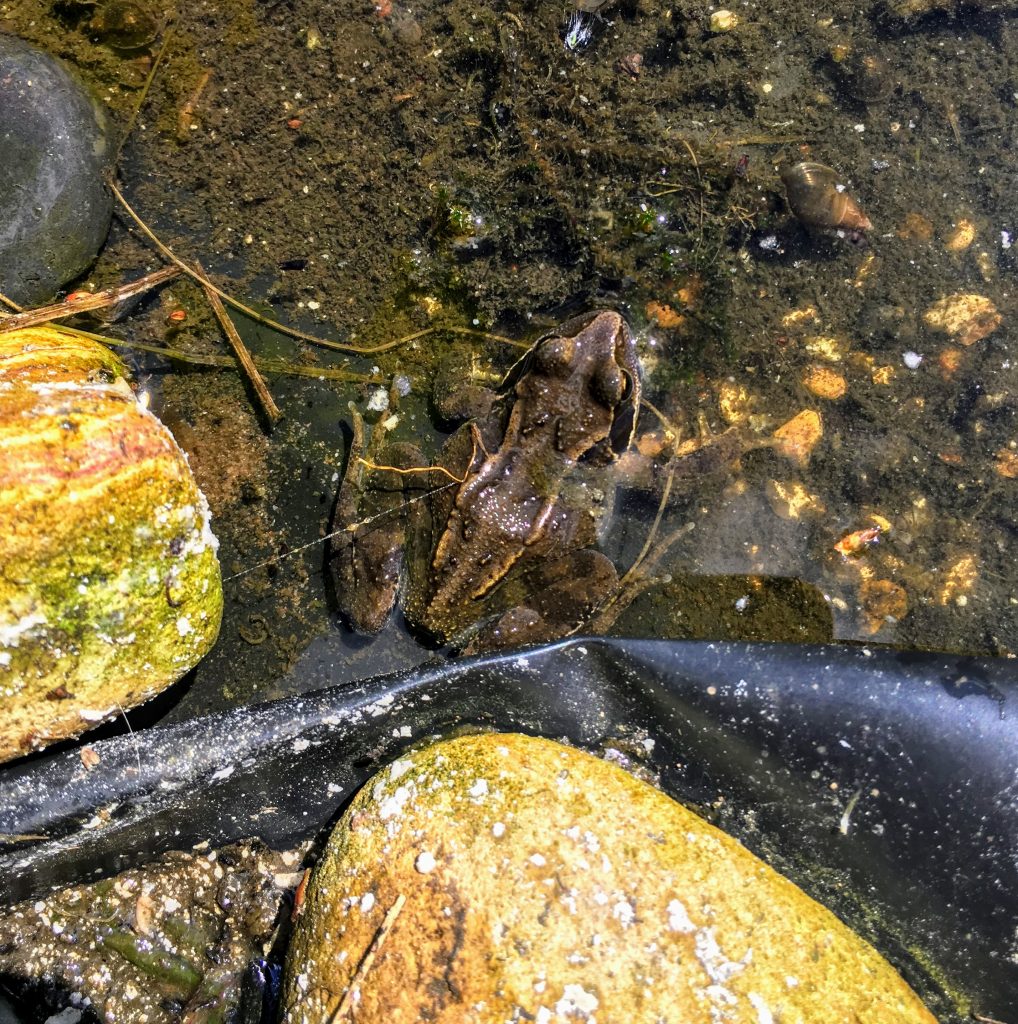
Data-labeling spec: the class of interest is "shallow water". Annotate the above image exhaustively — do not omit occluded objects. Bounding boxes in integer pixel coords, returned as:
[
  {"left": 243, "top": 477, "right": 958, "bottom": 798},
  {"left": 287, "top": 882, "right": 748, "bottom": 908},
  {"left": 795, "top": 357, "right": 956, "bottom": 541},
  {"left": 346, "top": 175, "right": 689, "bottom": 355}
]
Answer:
[{"left": 3, "top": 0, "right": 1016, "bottom": 714}]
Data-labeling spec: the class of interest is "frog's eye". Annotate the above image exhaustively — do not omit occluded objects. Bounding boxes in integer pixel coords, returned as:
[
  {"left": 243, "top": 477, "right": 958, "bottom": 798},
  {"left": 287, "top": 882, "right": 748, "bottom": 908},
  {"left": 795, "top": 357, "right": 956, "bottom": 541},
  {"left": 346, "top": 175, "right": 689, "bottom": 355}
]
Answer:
[{"left": 590, "top": 361, "right": 624, "bottom": 408}]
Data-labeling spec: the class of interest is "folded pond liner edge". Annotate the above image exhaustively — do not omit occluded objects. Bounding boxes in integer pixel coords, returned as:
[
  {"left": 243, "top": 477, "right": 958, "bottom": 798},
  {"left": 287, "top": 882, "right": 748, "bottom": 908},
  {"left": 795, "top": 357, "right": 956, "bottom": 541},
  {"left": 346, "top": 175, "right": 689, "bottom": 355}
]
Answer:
[{"left": 1, "top": 637, "right": 1017, "bottom": 1021}]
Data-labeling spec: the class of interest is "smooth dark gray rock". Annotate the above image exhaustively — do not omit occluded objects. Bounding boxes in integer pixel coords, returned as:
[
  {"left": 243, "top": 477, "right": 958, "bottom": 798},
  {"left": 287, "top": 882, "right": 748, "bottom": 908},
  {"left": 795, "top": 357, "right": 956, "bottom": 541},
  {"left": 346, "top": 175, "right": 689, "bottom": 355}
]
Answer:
[{"left": 0, "top": 35, "right": 113, "bottom": 306}]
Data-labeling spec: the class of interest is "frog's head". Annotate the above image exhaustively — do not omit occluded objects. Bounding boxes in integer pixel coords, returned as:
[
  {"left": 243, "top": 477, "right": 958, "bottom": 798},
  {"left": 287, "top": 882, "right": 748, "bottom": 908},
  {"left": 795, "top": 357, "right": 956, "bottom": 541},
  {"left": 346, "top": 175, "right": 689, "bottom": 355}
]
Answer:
[{"left": 503, "top": 310, "right": 641, "bottom": 464}]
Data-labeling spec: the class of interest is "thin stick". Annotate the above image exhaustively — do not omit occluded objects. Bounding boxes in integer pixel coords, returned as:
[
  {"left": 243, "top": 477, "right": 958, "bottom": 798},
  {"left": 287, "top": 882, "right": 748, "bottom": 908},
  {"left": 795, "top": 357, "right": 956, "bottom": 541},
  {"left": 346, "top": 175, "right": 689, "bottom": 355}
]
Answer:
[
  {"left": 328, "top": 894, "right": 407, "bottom": 1022},
  {"left": 116, "top": 26, "right": 173, "bottom": 162},
  {"left": 0, "top": 291, "right": 24, "bottom": 313},
  {"left": 109, "top": 179, "right": 415, "bottom": 355},
  {"left": 48, "top": 323, "right": 379, "bottom": 382},
  {"left": 200, "top": 268, "right": 283, "bottom": 426},
  {"left": 619, "top": 464, "right": 675, "bottom": 588},
  {"left": 0, "top": 267, "right": 180, "bottom": 333},
  {"left": 357, "top": 456, "right": 465, "bottom": 485},
  {"left": 442, "top": 325, "right": 529, "bottom": 350},
  {"left": 115, "top": 702, "right": 143, "bottom": 778}
]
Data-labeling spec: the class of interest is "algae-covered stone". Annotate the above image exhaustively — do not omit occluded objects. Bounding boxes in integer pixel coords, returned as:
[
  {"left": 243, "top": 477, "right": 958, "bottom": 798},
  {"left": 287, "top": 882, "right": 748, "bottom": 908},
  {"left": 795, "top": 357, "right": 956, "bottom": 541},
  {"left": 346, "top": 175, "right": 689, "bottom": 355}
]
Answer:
[
  {"left": 282, "top": 732, "right": 936, "bottom": 1024},
  {"left": 0, "top": 327, "right": 222, "bottom": 762}
]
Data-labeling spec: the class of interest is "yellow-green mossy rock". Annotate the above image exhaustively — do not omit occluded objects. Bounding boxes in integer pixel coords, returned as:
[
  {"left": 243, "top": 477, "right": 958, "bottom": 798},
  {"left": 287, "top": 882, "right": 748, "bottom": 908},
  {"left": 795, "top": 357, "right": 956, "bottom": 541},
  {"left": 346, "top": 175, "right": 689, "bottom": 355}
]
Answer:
[
  {"left": 282, "top": 732, "right": 937, "bottom": 1024},
  {"left": 0, "top": 327, "right": 222, "bottom": 762}
]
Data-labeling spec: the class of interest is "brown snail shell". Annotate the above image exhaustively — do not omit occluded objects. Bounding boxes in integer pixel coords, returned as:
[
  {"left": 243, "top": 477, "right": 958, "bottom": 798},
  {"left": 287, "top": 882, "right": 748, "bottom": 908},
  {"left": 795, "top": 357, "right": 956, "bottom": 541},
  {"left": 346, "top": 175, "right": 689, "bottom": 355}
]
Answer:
[{"left": 780, "top": 161, "right": 872, "bottom": 232}]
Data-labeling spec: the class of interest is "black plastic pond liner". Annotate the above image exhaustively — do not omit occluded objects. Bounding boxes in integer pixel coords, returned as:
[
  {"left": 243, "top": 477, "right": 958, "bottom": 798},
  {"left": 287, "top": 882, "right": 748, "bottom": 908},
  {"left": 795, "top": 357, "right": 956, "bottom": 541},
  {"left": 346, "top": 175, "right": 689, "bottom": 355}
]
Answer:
[{"left": 2, "top": 638, "right": 1017, "bottom": 1021}]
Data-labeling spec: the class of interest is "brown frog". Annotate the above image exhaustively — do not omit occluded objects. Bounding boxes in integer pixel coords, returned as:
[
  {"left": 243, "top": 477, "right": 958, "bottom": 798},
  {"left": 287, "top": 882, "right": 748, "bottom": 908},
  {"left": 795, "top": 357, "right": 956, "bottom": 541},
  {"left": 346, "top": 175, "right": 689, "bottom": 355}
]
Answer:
[{"left": 329, "top": 310, "right": 642, "bottom": 652}]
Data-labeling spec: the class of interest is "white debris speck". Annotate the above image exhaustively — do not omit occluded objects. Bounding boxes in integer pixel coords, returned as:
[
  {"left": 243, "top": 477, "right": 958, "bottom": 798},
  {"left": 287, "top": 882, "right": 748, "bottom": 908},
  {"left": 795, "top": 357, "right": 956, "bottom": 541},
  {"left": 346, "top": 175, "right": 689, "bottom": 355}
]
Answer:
[
  {"left": 359, "top": 892, "right": 376, "bottom": 913},
  {"left": 555, "top": 984, "right": 599, "bottom": 1016},
  {"left": 529, "top": 853, "right": 547, "bottom": 867},
  {"left": 210, "top": 765, "right": 235, "bottom": 782},
  {"left": 366, "top": 388, "right": 390, "bottom": 413},
  {"left": 902, "top": 351, "right": 923, "bottom": 370},
  {"left": 176, "top": 615, "right": 193, "bottom": 637},
  {"left": 535, "top": 1008, "right": 553, "bottom": 1024},
  {"left": 492, "top": 822, "right": 506, "bottom": 838},
  {"left": 785, "top": 975, "right": 799, "bottom": 987},
  {"left": 749, "top": 992, "right": 774, "bottom": 1024},
  {"left": 1002, "top": 230, "right": 1012, "bottom": 250},
  {"left": 0, "top": 611, "right": 47, "bottom": 647},
  {"left": 758, "top": 234, "right": 779, "bottom": 251},
  {"left": 394, "top": 375, "right": 412, "bottom": 396},
  {"left": 415, "top": 851, "right": 437, "bottom": 873},
  {"left": 78, "top": 706, "right": 115, "bottom": 723},
  {"left": 389, "top": 759, "right": 414, "bottom": 782},
  {"left": 292, "top": 738, "right": 311, "bottom": 753},
  {"left": 468, "top": 778, "right": 489, "bottom": 799},
  {"left": 667, "top": 898, "right": 696, "bottom": 933},
  {"left": 378, "top": 785, "right": 412, "bottom": 820},
  {"left": 612, "top": 899, "right": 635, "bottom": 927},
  {"left": 735, "top": 594, "right": 750, "bottom": 612},
  {"left": 695, "top": 927, "right": 751, "bottom": 984},
  {"left": 163, "top": 897, "right": 181, "bottom": 913}
]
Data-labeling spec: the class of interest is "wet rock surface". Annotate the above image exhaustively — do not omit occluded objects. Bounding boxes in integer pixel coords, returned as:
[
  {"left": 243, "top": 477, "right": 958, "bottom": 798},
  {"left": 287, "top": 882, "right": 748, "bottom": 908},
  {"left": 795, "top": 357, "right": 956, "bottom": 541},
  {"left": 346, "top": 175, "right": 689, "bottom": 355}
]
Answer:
[{"left": 0, "top": 34, "right": 113, "bottom": 306}]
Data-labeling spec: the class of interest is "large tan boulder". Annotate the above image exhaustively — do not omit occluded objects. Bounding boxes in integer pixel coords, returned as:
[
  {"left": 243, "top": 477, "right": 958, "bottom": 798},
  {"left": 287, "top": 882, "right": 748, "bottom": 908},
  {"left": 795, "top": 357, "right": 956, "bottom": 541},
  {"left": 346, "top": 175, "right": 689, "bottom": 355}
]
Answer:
[
  {"left": 0, "top": 326, "right": 222, "bottom": 762},
  {"left": 282, "top": 732, "right": 936, "bottom": 1023}
]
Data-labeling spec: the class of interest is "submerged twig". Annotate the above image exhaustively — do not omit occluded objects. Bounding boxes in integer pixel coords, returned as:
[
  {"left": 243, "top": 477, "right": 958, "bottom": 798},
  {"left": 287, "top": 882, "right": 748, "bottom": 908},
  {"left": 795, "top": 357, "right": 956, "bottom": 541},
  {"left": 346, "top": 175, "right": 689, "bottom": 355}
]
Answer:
[
  {"left": 0, "top": 267, "right": 179, "bottom": 333},
  {"left": 49, "top": 323, "right": 379, "bottom": 382},
  {"left": 116, "top": 26, "right": 174, "bottom": 162},
  {"left": 0, "top": 291, "right": 25, "bottom": 313},
  {"left": 199, "top": 266, "right": 283, "bottom": 426},
  {"left": 108, "top": 179, "right": 413, "bottom": 355},
  {"left": 177, "top": 68, "right": 212, "bottom": 141}
]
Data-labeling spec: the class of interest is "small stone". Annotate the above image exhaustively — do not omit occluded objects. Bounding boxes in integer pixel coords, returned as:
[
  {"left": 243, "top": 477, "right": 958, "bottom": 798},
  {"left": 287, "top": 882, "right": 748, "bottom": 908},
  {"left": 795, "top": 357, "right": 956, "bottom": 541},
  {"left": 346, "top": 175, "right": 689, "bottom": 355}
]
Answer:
[
  {"left": 710, "top": 9, "right": 739, "bottom": 31},
  {"left": 896, "top": 213, "right": 934, "bottom": 241},
  {"left": 902, "top": 351, "right": 923, "bottom": 370},
  {"left": 415, "top": 851, "right": 437, "bottom": 874},
  {"left": 772, "top": 410, "right": 823, "bottom": 466},
  {"left": 938, "top": 554, "right": 977, "bottom": 606},
  {"left": 994, "top": 447, "right": 1018, "bottom": 479},
  {"left": 801, "top": 365, "right": 846, "bottom": 400},
  {"left": 803, "top": 335, "right": 849, "bottom": 362},
  {"left": 859, "top": 579, "right": 908, "bottom": 635},
  {"left": 644, "top": 300, "right": 684, "bottom": 330},
  {"left": 717, "top": 380, "right": 754, "bottom": 424},
  {"left": 765, "top": 479, "right": 825, "bottom": 520},
  {"left": 0, "top": 36, "right": 114, "bottom": 305},
  {"left": 781, "top": 305, "right": 818, "bottom": 328},
  {"left": 937, "top": 347, "right": 963, "bottom": 380},
  {"left": 923, "top": 293, "right": 1001, "bottom": 347},
  {"left": 943, "top": 218, "right": 976, "bottom": 253}
]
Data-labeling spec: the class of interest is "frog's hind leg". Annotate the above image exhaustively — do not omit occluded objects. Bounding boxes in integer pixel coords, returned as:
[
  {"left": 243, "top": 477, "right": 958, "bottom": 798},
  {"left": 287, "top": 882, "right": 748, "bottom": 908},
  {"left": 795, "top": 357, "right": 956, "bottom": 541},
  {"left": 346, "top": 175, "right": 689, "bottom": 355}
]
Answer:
[
  {"left": 460, "top": 549, "right": 619, "bottom": 654},
  {"left": 330, "top": 407, "right": 427, "bottom": 634}
]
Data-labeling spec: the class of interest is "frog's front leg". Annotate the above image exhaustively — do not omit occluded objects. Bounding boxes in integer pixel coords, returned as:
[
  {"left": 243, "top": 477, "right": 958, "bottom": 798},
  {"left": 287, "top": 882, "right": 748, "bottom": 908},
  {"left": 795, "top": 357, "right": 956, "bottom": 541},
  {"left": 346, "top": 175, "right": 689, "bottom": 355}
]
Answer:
[{"left": 329, "top": 405, "right": 426, "bottom": 634}]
